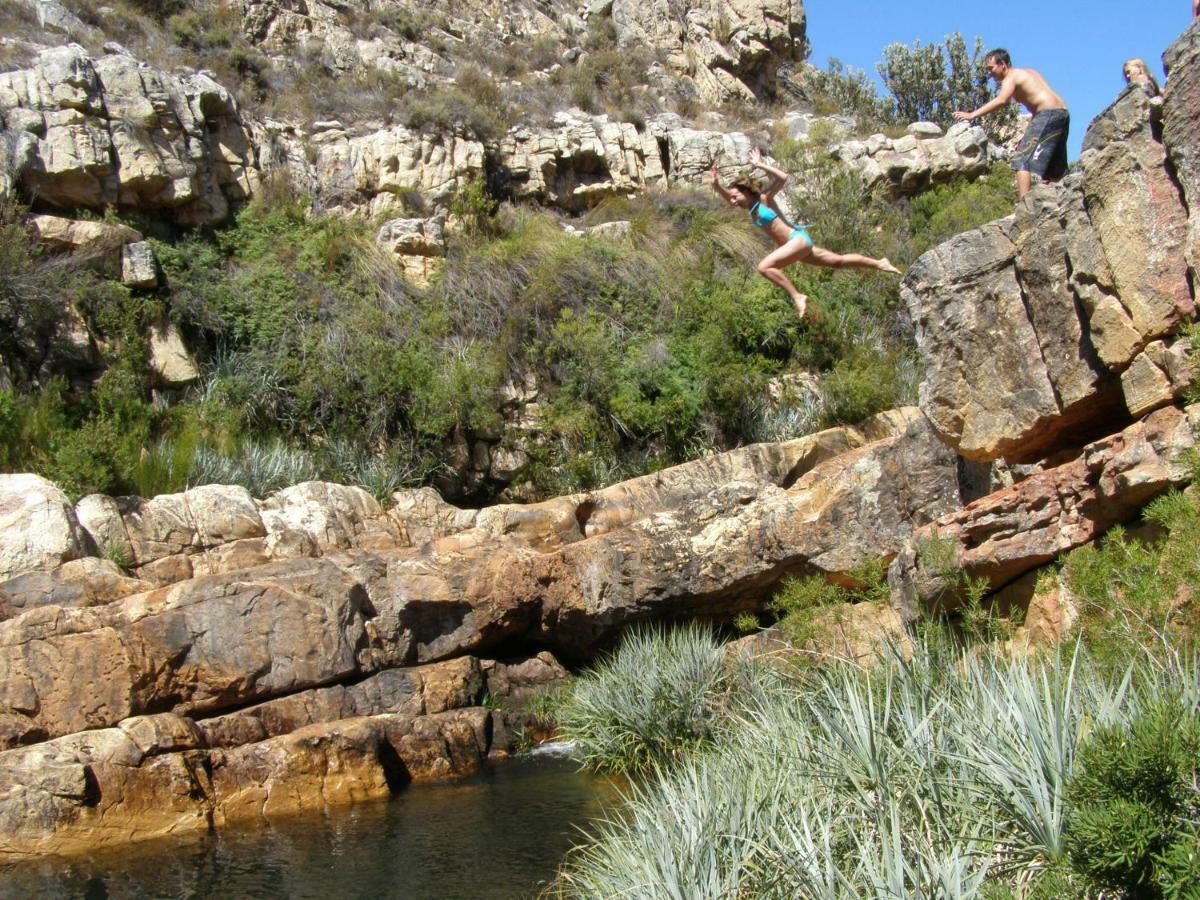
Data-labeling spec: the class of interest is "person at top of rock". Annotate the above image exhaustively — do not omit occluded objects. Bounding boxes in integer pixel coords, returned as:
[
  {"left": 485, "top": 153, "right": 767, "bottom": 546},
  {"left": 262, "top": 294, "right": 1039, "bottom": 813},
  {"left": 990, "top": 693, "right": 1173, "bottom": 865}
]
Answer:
[
  {"left": 1194, "top": 0, "right": 1198, "bottom": 19},
  {"left": 1123, "top": 58, "right": 1162, "bottom": 96},
  {"left": 708, "top": 148, "right": 901, "bottom": 321},
  {"left": 954, "top": 48, "right": 1069, "bottom": 198}
]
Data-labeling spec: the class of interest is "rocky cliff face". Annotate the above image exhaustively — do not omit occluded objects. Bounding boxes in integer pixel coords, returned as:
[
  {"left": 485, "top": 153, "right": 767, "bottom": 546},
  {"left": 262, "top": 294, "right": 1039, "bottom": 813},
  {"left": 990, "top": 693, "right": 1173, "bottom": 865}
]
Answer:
[
  {"left": 888, "top": 24, "right": 1199, "bottom": 612},
  {"left": 902, "top": 82, "right": 1194, "bottom": 465},
  {"left": 0, "top": 408, "right": 974, "bottom": 856}
]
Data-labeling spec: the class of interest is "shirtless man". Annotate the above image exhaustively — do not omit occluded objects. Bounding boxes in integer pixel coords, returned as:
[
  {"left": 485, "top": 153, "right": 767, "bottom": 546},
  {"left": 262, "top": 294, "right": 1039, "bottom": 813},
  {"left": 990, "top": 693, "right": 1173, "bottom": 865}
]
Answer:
[{"left": 954, "top": 49, "right": 1069, "bottom": 198}]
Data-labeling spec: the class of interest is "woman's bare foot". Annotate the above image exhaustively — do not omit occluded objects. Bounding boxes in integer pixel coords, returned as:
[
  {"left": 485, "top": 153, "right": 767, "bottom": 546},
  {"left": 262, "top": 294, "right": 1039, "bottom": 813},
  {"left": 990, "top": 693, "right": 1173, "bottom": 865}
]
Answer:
[
  {"left": 878, "top": 258, "right": 902, "bottom": 275},
  {"left": 791, "top": 293, "right": 808, "bottom": 320}
]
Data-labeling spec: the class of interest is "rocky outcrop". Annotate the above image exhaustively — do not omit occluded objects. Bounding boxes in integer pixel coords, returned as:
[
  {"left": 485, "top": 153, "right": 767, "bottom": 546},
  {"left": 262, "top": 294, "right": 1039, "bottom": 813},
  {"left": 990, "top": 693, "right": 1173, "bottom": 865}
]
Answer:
[
  {"left": 376, "top": 214, "right": 447, "bottom": 284},
  {"left": 833, "top": 121, "right": 993, "bottom": 198},
  {"left": 368, "top": 413, "right": 960, "bottom": 663},
  {"left": 889, "top": 404, "right": 1200, "bottom": 617},
  {"left": 1163, "top": 22, "right": 1200, "bottom": 281},
  {"left": 0, "top": 651, "right": 567, "bottom": 859},
  {"left": 902, "top": 80, "right": 1195, "bottom": 463},
  {"left": 609, "top": 0, "right": 805, "bottom": 104},
  {"left": 0, "top": 44, "right": 258, "bottom": 223},
  {"left": 0, "top": 411, "right": 944, "bottom": 738}
]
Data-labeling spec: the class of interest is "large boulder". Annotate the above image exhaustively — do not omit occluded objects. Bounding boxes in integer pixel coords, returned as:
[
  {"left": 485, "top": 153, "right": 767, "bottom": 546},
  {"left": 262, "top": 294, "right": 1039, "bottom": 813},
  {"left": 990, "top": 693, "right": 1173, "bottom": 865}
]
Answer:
[
  {"left": 0, "top": 474, "right": 88, "bottom": 580},
  {"left": 372, "top": 414, "right": 963, "bottom": 663},
  {"left": 0, "top": 557, "right": 150, "bottom": 620},
  {"left": 0, "top": 558, "right": 370, "bottom": 743},
  {"left": 902, "top": 82, "right": 1195, "bottom": 463}
]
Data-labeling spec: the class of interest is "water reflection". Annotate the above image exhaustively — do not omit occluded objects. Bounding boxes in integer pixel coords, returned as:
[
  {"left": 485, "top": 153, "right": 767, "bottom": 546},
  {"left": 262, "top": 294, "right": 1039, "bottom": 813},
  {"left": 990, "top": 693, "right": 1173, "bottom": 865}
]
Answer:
[{"left": 1, "top": 752, "right": 617, "bottom": 900}]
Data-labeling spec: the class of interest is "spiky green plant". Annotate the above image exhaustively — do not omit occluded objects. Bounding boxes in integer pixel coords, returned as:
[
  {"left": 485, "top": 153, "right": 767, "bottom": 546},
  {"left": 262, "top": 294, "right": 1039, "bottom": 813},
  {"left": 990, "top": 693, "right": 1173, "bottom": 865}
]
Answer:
[
  {"left": 552, "top": 633, "right": 1196, "bottom": 898},
  {"left": 553, "top": 623, "right": 730, "bottom": 774}
]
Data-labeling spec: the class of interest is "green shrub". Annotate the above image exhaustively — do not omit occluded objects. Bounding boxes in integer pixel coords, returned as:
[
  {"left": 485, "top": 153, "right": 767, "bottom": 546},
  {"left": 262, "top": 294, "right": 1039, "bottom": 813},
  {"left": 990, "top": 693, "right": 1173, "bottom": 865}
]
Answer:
[
  {"left": 908, "top": 162, "right": 1017, "bottom": 254},
  {"left": 770, "top": 559, "right": 890, "bottom": 648},
  {"left": 1064, "top": 484, "right": 1200, "bottom": 661},
  {"left": 556, "top": 639, "right": 1161, "bottom": 897},
  {"left": 877, "top": 33, "right": 997, "bottom": 129},
  {"left": 1066, "top": 699, "right": 1200, "bottom": 897},
  {"left": 803, "top": 58, "right": 895, "bottom": 129},
  {"left": 554, "top": 623, "right": 730, "bottom": 773}
]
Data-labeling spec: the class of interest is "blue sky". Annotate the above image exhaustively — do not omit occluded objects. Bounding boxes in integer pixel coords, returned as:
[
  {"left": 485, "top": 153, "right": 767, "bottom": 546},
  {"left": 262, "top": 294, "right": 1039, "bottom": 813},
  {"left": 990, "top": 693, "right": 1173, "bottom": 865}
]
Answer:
[{"left": 805, "top": 0, "right": 1193, "bottom": 159}]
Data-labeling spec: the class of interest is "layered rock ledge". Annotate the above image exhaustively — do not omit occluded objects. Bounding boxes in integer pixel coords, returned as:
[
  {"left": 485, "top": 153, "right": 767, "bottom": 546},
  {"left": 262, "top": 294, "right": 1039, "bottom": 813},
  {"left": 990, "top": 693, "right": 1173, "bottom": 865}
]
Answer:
[{"left": 0, "top": 409, "right": 971, "bottom": 858}]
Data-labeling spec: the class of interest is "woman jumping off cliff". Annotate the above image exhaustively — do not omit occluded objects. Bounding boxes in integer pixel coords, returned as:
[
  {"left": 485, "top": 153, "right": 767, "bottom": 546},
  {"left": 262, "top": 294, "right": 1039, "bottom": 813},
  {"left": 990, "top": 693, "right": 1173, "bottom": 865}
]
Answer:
[{"left": 709, "top": 148, "right": 901, "bottom": 320}]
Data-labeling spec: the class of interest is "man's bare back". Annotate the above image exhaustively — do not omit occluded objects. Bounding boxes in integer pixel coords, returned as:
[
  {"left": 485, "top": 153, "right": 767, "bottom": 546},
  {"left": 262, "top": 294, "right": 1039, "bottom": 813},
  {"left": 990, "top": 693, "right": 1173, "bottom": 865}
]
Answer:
[{"left": 1004, "top": 67, "right": 1068, "bottom": 114}]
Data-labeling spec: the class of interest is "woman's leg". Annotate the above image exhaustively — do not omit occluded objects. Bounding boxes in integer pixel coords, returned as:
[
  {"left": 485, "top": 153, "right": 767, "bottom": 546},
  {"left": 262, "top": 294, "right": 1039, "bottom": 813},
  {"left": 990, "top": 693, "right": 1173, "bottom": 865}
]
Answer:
[
  {"left": 756, "top": 239, "right": 814, "bottom": 318},
  {"left": 804, "top": 245, "right": 901, "bottom": 274}
]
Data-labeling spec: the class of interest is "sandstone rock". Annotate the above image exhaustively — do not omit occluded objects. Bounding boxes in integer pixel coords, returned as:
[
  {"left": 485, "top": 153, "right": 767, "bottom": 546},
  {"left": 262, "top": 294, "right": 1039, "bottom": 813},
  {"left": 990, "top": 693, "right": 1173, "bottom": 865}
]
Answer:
[
  {"left": 499, "top": 113, "right": 665, "bottom": 210},
  {"left": 186, "top": 484, "right": 265, "bottom": 548},
  {"left": 380, "top": 707, "right": 491, "bottom": 782},
  {"left": 992, "top": 568, "right": 1080, "bottom": 652},
  {"left": 120, "top": 239, "right": 156, "bottom": 288},
  {"left": 1121, "top": 338, "right": 1195, "bottom": 417},
  {"left": 1164, "top": 22, "right": 1200, "bottom": 281},
  {"left": 374, "top": 415, "right": 962, "bottom": 663},
  {"left": 388, "top": 487, "right": 479, "bottom": 546},
  {"left": 1076, "top": 87, "right": 1192, "bottom": 353},
  {"left": 0, "top": 697, "right": 497, "bottom": 859},
  {"left": 208, "top": 717, "right": 393, "bottom": 825},
  {"left": 482, "top": 651, "right": 570, "bottom": 705},
  {"left": 0, "top": 474, "right": 87, "bottom": 580},
  {"left": 889, "top": 404, "right": 1200, "bottom": 618},
  {"left": 311, "top": 126, "right": 484, "bottom": 216},
  {"left": 0, "top": 45, "right": 258, "bottom": 223},
  {"left": 0, "top": 557, "right": 150, "bottom": 619},
  {"left": 147, "top": 319, "right": 199, "bottom": 386},
  {"left": 259, "top": 481, "right": 399, "bottom": 551},
  {"left": 376, "top": 214, "right": 446, "bottom": 283},
  {"left": 134, "top": 552, "right": 193, "bottom": 586},
  {"left": 28, "top": 214, "right": 141, "bottom": 255},
  {"left": 610, "top": 0, "right": 805, "bottom": 105},
  {"left": 0, "top": 558, "right": 370, "bottom": 743},
  {"left": 0, "top": 725, "right": 211, "bottom": 859},
  {"left": 834, "top": 122, "right": 991, "bottom": 197},
  {"left": 85, "top": 486, "right": 271, "bottom": 573},
  {"left": 903, "top": 79, "right": 1193, "bottom": 463},
  {"left": 75, "top": 493, "right": 133, "bottom": 563}
]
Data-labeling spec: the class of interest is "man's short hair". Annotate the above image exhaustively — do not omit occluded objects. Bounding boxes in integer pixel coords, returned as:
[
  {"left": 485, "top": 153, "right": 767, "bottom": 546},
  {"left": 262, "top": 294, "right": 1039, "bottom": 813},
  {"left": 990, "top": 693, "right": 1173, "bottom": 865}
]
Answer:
[{"left": 986, "top": 48, "right": 1011, "bottom": 66}]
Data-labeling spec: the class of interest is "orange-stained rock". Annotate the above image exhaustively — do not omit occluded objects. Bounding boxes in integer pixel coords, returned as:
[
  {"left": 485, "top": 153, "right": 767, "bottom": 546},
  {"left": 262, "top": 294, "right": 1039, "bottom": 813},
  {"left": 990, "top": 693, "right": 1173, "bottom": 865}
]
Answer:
[
  {"left": 0, "top": 558, "right": 369, "bottom": 745},
  {"left": 208, "top": 718, "right": 394, "bottom": 825},
  {"left": 0, "top": 557, "right": 151, "bottom": 620},
  {"left": 889, "top": 404, "right": 1199, "bottom": 617}
]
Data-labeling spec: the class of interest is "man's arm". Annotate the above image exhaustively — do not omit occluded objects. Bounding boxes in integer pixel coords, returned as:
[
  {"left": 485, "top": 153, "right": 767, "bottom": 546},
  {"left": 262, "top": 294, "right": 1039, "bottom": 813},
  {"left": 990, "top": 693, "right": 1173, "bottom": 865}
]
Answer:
[
  {"left": 1194, "top": 0, "right": 1198, "bottom": 19},
  {"left": 954, "top": 73, "right": 1017, "bottom": 121}
]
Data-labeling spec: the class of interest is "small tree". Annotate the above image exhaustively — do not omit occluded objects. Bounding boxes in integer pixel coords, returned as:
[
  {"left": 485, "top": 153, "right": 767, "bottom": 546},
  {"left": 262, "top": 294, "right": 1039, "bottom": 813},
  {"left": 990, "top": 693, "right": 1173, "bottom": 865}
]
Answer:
[{"left": 876, "top": 33, "right": 999, "bottom": 129}]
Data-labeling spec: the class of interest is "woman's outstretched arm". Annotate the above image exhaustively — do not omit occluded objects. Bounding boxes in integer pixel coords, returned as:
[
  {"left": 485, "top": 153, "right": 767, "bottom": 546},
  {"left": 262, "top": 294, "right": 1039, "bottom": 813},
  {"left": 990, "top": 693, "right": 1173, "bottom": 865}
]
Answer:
[
  {"left": 749, "top": 148, "right": 788, "bottom": 201},
  {"left": 709, "top": 164, "right": 734, "bottom": 202}
]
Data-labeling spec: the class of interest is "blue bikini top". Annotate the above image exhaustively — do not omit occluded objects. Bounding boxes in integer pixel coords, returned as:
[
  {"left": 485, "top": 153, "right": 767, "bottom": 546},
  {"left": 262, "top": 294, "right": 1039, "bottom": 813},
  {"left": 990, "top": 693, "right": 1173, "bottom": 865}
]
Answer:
[{"left": 749, "top": 200, "right": 778, "bottom": 228}]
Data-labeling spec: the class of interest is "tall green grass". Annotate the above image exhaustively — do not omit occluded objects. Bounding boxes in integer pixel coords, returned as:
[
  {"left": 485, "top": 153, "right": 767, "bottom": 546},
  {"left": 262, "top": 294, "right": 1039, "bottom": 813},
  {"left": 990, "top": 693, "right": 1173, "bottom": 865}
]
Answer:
[{"left": 551, "top": 632, "right": 1199, "bottom": 898}]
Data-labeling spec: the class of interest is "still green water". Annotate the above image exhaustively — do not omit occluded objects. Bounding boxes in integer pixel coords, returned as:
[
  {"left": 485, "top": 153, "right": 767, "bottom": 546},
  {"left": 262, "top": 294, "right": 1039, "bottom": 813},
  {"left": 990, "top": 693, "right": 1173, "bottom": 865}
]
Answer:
[{"left": 0, "top": 747, "right": 616, "bottom": 900}]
